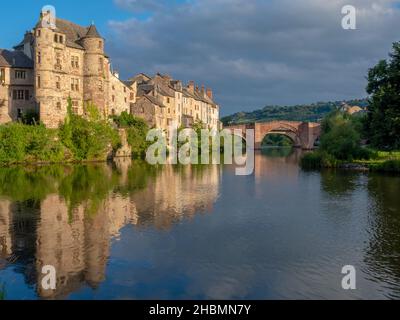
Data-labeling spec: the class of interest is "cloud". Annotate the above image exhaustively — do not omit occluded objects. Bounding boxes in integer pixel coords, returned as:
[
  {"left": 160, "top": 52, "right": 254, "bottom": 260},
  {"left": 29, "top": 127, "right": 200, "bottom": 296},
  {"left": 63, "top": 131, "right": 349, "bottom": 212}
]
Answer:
[{"left": 108, "top": 0, "right": 400, "bottom": 115}]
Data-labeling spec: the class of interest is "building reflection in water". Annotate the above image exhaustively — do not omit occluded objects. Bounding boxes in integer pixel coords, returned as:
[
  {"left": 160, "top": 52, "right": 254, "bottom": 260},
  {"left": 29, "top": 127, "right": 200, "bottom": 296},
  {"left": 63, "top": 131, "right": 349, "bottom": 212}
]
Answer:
[{"left": 0, "top": 158, "right": 221, "bottom": 299}]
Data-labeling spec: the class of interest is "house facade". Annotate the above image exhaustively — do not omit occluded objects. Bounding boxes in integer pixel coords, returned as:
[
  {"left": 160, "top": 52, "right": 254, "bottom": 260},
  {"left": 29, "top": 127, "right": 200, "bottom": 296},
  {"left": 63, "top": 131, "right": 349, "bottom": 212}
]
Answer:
[{"left": 131, "top": 73, "right": 220, "bottom": 132}]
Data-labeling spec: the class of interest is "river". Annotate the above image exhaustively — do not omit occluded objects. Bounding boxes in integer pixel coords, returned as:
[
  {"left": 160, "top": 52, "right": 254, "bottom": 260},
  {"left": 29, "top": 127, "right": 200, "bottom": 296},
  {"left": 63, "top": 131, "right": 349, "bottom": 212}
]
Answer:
[{"left": 0, "top": 148, "right": 399, "bottom": 299}]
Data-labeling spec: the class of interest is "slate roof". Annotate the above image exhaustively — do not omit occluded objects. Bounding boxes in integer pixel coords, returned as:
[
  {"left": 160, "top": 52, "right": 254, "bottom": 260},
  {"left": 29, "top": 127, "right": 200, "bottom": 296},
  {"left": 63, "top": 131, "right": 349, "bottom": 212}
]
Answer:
[
  {"left": 84, "top": 24, "right": 102, "bottom": 38},
  {"left": 144, "top": 94, "right": 166, "bottom": 108},
  {"left": 35, "top": 18, "right": 102, "bottom": 50},
  {"left": 0, "top": 49, "right": 33, "bottom": 68}
]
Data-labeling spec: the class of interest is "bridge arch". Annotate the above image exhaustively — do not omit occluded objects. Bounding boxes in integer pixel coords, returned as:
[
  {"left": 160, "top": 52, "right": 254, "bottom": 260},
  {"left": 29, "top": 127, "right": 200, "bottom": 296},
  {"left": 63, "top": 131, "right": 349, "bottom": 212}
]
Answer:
[{"left": 224, "top": 120, "right": 321, "bottom": 150}]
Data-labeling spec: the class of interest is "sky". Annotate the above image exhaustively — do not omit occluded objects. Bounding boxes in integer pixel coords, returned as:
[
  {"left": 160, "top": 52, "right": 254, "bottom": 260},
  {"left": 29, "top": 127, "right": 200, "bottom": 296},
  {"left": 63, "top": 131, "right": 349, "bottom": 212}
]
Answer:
[{"left": 1, "top": 0, "right": 400, "bottom": 115}]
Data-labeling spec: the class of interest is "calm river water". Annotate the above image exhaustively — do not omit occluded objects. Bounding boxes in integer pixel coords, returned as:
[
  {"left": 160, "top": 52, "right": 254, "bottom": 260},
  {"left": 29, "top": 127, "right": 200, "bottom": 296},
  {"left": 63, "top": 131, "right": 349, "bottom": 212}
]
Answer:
[{"left": 0, "top": 148, "right": 399, "bottom": 300}]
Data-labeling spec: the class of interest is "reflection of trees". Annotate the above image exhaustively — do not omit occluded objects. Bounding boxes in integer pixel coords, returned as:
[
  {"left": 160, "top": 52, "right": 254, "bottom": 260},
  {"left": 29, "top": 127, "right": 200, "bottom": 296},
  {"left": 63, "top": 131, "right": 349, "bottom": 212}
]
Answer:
[
  {"left": 0, "top": 160, "right": 221, "bottom": 299},
  {"left": 319, "top": 170, "right": 359, "bottom": 196},
  {"left": 260, "top": 147, "right": 294, "bottom": 158},
  {"left": 364, "top": 174, "right": 400, "bottom": 297},
  {"left": 58, "top": 165, "right": 120, "bottom": 218},
  {"left": 0, "top": 166, "right": 63, "bottom": 202}
]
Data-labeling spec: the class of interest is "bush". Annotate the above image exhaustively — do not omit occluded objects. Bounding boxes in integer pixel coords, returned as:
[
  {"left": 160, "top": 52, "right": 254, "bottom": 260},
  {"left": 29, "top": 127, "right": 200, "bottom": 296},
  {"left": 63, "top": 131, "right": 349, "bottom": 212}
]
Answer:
[
  {"left": 59, "top": 99, "right": 121, "bottom": 161},
  {"left": 0, "top": 123, "right": 65, "bottom": 164},
  {"left": 21, "top": 109, "right": 40, "bottom": 125},
  {"left": 300, "top": 151, "right": 338, "bottom": 169},
  {"left": 112, "top": 112, "right": 150, "bottom": 158},
  {"left": 60, "top": 116, "right": 121, "bottom": 161}
]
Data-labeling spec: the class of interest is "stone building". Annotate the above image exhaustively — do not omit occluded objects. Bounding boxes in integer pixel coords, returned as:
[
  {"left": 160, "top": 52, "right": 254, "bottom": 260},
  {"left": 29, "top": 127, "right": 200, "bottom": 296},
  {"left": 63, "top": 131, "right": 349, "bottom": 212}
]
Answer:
[
  {"left": 0, "top": 10, "right": 220, "bottom": 130},
  {"left": 130, "top": 73, "right": 220, "bottom": 132},
  {"left": 0, "top": 11, "right": 135, "bottom": 128},
  {"left": 0, "top": 49, "right": 36, "bottom": 123}
]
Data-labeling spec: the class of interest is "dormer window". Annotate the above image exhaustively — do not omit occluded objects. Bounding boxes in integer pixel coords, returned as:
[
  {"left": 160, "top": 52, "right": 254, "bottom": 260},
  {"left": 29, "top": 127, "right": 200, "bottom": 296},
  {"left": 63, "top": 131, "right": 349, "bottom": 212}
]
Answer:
[{"left": 54, "top": 34, "right": 64, "bottom": 44}]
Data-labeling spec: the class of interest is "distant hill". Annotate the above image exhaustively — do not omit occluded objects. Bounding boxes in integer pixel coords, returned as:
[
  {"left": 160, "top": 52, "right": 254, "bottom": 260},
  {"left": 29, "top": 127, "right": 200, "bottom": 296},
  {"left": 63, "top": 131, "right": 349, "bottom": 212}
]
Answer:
[{"left": 221, "top": 99, "right": 369, "bottom": 125}]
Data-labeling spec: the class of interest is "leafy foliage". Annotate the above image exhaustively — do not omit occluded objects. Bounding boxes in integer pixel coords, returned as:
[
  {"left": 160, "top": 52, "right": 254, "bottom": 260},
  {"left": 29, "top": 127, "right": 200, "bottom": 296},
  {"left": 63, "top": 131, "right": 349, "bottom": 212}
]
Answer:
[
  {"left": 59, "top": 99, "right": 121, "bottom": 161},
  {"left": 366, "top": 42, "right": 400, "bottom": 150},
  {"left": 0, "top": 123, "right": 65, "bottom": 164},
  {"left": 262, "top": 134, "right": 293, "bottom": 147},
  {"left": 112, "top": 112, "right": 150, "bottom": 158},
  {"left": 319, "top": 111, "right": 365, "bottom": 161}
]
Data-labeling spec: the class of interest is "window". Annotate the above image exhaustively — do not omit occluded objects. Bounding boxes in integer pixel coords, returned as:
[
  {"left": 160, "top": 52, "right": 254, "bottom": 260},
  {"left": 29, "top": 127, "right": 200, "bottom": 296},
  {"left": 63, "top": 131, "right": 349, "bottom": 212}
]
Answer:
[
  {"left": 124, "top": 97, "right": 127, "bottom": 103},
  {"left": 98, "top": 58, "right": 103, "bottom": 72},
  {"left": 0, "top": 68, "right": 5, "bottom": 83},
  {"left": 124, "top": 87, "right": 126, "bottom": 93},
  {"left": 112, "top": 95, "right": 115, "bottom": 102},
  {"left": 56, "top": 102, "right": 62, "bottom": 110},
  {"left": 167, "top": 97, "right": 170, "bottom": 104},
  {"left": 37, "top": 51, "right": 41, "bottom": 64},
  {"left": 55, "top": 52, "right": 62, "bottom": 70},
  {"left": 130, "top": 92, "right": 134, "bottom": 100},
  {"left": 13, "top": 90, "right": 27, "bottom": 100},
  {"left": 71, "top": 78, "right": 79, "bottom": 91},
  {"left": 54, "top": 34, "right": 63, "bottom": 43},
  {"left": 15, "top": 70, "right": 26, "bottom": 79},
  {"left": 71, "top": 56, "right": 79, "bottom": 69},
  {"left": 56, "top": 76, "right": 61, "bottom": 90},
  {"left": 37, "top": 30, "right": 41, "bottom": 37},
  {"left": 98, "top": 41, "right": 102, "bottom": 49},
  {"left": 71, "top": 100, "right": 79, "bottom": 114},
  {"left": 37, "top": 76, "right": 41, "bottom": 88}
]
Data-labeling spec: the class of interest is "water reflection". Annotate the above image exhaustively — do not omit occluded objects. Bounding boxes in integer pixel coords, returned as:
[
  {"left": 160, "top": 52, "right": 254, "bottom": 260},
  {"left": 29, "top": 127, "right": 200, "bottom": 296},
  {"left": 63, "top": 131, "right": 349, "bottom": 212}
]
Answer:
[
  {"left": 1, "top": 152, "right": 400, "bottom": 299},
  {"left": 365, "top": 174, "right": 400, "bottom": 298},
  {"left": 0, "top": 159, "right": 221, "bottom": 299}
]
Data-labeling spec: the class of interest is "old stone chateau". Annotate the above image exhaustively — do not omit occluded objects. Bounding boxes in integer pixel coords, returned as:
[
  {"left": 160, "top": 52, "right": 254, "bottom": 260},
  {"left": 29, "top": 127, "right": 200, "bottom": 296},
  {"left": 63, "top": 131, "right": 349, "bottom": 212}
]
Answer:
[{"left": 0, "top": 10, "right": 220, "bottom": 130}]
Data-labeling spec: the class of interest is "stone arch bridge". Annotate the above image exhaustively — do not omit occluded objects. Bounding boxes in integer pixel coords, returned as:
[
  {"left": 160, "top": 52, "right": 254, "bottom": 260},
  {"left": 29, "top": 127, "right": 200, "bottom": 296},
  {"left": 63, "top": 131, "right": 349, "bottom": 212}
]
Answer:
[{"left": 224, "top": 121, "right": 321, "bottom": 150}]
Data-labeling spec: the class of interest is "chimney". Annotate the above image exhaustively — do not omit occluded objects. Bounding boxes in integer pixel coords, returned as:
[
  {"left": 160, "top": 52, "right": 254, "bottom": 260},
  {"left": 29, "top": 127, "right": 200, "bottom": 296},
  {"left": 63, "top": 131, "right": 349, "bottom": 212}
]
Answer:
[
  {"left": 201, "top": 85, "right": 205, "bottom": 95},
  {"left": 206, "top": 88, "right": 213, "bottom": 100},
  {"left": 188, "top": 81, "right": 195, "bottom": 93},
  {"left": 195, "top": 85, "right": 199, "bottom": 93}
]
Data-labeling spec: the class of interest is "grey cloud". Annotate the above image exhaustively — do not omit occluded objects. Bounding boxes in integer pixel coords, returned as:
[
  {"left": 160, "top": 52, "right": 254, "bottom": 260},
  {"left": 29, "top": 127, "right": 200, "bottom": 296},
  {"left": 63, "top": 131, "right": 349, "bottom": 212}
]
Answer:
[{"left": 108, "top": 0, "right": 400, "bottom": 115}]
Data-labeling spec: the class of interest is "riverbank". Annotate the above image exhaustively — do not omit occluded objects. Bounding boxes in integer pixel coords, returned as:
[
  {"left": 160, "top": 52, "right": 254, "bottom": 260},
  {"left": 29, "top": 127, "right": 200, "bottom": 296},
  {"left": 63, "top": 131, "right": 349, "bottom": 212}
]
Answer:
[
  {"left": 301, "top": 150, "right": 400, "bottom": 173},
  {"left": 0, "top": 111, "right": 150, "bottom": 167}
]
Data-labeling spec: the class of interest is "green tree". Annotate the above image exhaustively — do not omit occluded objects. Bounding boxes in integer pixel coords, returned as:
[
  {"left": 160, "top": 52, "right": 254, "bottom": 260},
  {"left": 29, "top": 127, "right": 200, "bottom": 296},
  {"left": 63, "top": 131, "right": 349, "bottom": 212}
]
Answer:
[
  {"left": 366, "top": 42, "right": 400, "bottom": 150},
  {"left": 112, "top": 112, "right": 150, "bottom": 158}
]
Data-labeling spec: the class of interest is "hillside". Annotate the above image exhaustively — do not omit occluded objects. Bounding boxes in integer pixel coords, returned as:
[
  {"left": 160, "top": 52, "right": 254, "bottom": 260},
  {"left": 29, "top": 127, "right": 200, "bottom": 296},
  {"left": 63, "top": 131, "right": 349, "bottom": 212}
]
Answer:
[{"left": 221, "top": 99, "right": 369, "bottom": 125}]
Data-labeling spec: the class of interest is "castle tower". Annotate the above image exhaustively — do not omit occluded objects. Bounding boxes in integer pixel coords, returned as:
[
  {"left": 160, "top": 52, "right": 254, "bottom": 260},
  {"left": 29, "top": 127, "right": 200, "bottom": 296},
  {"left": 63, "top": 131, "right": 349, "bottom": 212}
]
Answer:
[
  {"left": 34, "top": 14, "right": 69, "bottom": 128},
  {"left": 80, "top": 24, "right": 108, "bottom": 116}
]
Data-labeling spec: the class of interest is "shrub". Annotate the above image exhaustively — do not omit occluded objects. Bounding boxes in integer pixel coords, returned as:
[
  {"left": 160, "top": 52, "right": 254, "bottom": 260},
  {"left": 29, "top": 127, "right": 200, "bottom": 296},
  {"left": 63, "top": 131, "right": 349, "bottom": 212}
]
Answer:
[
  {"left": 59, "top": 99, "right": 121, "bottom": 161},
  {"left": 112, "top": 112, "right": 150, "bottom": 158},
  {"left": 300, "top": 151, "right": 338, "bottom": 169},
  {"left": 0, "top": 123, "right": 65, "bottom": 164}
]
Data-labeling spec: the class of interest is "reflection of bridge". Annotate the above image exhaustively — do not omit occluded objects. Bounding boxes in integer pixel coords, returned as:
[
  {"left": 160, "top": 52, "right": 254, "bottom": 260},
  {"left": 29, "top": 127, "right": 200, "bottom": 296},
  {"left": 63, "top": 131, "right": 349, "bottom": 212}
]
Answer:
[{"left": 224, "top": 121, "right": 321, "bottom": 150}]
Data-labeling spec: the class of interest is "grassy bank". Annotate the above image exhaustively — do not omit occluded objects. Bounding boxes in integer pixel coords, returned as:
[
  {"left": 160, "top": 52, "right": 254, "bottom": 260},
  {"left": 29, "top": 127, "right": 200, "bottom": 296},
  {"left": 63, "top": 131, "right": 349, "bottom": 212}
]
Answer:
[
  {"left": 0, "top": 108, "right": 151, "bottom": 166},
  {"left": 301, "top": 150, "right": 400, "bottom": 173}
]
